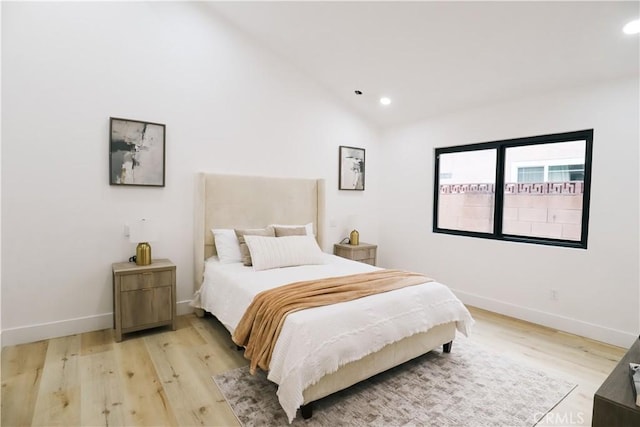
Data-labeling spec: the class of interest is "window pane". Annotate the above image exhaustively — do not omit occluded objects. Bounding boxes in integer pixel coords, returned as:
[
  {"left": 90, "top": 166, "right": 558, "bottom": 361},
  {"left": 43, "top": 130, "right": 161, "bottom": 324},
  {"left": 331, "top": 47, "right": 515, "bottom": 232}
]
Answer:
[
  {"left": 437, "top": 149, "right": 496, "bottom": 233},
  {"left": 517, "top": 166, "right": 544, "bottom": 183},
  {"left": 548, "top": 164, "right": 584, "bottom": 182},
  {"left": 503, "top": 141, "right": 586, "bottom": 241}
]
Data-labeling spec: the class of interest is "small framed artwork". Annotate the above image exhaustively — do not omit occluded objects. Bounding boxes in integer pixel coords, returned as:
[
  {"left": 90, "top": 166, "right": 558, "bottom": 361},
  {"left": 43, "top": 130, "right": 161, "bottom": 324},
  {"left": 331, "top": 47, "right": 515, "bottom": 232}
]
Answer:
[
  {"left": 109, "top": 117, "right": 166, "bottom": 187},
  {"left": 339, "top": 145, "right": 365, "bottom": 191}
]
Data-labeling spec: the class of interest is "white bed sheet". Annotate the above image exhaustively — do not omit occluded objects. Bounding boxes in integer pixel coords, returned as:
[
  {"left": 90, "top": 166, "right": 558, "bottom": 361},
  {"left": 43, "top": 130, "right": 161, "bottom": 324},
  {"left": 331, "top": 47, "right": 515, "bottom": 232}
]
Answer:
[{"left": 192, "top": 254, "right": 474, "bottom": 422}]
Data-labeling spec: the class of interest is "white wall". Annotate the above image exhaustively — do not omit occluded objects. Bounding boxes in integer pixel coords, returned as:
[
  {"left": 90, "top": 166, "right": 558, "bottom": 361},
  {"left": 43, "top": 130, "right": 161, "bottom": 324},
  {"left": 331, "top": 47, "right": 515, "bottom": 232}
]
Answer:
[
  {"left": 1, "top": 2, "right": 380, "bottom": 346},
  {"left": 379, "top": 77, "right": 639, "bottom": 347}
]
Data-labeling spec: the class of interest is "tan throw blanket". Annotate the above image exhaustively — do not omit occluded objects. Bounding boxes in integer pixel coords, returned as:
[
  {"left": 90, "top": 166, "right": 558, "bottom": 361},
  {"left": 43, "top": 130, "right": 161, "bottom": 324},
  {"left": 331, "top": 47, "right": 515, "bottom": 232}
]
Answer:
[{"left": 232, "top": 269, "right": 433, "bottom": 374}]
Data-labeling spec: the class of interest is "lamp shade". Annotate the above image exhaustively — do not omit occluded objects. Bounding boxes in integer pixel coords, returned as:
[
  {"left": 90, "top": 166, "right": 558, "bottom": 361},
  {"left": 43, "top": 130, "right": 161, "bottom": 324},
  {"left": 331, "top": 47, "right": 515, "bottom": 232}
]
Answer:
[
  {"left": 347, "top": 214, "right": 359, "bottom": 230},
  {"left": 129, "top": 218, "right": 158, "bottom": 243}
]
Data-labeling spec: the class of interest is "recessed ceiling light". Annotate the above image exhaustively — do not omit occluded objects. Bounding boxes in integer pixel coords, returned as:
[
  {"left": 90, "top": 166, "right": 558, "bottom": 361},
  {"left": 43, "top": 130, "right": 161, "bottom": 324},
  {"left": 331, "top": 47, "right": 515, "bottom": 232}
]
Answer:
[
  {"left": 380, "top": 97, "right": 391, "bottom": 106},
  {"left": 623, "top": 19, "right": 640, "bottom": 35}
]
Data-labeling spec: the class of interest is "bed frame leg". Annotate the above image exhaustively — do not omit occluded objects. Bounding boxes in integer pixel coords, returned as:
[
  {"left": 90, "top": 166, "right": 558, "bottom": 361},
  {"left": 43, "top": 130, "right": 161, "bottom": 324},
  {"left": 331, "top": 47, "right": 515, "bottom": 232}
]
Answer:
[
  {"left": 194, "top": 308, "right": 205, "bottom": 318},
  {"left": 301, "top": 403, "right": 313, "bottom": 419},
  {"left": 443, "top": 341, "right": 453, "bottom": 353}
]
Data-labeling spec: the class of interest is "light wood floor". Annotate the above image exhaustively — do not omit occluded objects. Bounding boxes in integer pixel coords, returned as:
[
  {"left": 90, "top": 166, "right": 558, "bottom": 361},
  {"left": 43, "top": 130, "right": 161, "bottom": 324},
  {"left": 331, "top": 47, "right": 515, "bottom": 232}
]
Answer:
[{"left": 1, "top": 307, "right": 627, "bottom": 426}]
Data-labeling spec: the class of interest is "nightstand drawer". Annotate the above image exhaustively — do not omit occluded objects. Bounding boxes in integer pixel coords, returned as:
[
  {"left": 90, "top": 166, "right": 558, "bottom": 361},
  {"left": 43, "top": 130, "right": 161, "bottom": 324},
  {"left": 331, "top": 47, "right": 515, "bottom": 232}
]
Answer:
[
  {"left": 120, "top": 286, "right": 172, "bottom": 328},
  {"left": 333, "top": 242, "right": 377, "bottom": 266},
  {"left": 120, "top": 270, "right": 173, "bottom": 291},
  {"left": 349, "top": 247, "right": 376, "bottom": 261}
]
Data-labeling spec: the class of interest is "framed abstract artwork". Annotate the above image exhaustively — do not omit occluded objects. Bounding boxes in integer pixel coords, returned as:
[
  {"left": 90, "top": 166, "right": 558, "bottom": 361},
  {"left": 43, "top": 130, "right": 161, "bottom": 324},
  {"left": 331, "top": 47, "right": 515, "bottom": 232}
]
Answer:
[
  {"left": 339, "top": 145, "right": 365, "bottom": 190},
  {"left": 109, "top": 117, "right": 166, "bottom": 187}
]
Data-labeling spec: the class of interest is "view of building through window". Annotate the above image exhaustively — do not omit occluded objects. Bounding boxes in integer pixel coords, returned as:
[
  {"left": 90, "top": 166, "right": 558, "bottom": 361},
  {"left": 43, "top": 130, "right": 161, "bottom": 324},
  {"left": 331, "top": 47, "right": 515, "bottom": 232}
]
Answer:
[
  {"left": 434, "top": 130, "right": 592, "bottom": 248},
  {"left": 503, "top": 141, "right": 585, "bottom": 241},
  {"left": 517, "top": 166, "right": 544, "bottom": 183}
]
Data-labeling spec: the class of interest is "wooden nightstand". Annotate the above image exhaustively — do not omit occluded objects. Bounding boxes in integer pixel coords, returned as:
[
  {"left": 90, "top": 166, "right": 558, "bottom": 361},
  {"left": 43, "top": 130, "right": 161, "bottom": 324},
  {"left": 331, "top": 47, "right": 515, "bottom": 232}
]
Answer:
[
  {"left": 593, "top": 337, "right": 640, "bottom": 426},
  {"left": 333, "top": 242, "right": 377, "bottom": 266},
  {"left": 112, "top": 258, "right": 176, "bottom": 342}
]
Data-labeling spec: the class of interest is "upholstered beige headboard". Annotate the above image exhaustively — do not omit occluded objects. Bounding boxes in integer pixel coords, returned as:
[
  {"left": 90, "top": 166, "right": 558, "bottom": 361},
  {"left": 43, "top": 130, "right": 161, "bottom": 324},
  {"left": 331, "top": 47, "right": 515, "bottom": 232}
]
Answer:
[{"left": 194, "top": 173, "right": 326, "bottom": 290}]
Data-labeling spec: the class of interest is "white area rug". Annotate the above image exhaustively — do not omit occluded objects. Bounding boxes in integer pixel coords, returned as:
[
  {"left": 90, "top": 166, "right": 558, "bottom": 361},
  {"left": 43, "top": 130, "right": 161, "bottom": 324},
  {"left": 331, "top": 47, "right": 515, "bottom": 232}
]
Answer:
[{"left": 214, "top": 337, "right": 576, "bottom": 426}]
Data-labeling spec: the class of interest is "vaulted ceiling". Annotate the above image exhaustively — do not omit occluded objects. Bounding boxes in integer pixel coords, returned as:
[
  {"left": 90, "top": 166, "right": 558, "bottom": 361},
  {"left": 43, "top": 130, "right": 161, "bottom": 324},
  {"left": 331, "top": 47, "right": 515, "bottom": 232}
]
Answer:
[{"left": 208, "top": 1, "right": 639, "bottom": 128}]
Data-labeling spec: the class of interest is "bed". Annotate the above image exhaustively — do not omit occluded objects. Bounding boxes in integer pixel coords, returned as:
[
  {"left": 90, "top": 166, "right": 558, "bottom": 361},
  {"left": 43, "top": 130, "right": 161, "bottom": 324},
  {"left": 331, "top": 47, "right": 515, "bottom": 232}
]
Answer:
[{"left": 192, "top": 173, "right": 474, "bottom": 422}]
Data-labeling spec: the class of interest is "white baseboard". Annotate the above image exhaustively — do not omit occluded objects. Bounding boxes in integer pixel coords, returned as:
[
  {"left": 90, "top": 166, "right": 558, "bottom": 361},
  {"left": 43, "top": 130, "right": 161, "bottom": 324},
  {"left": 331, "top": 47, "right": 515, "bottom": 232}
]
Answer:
[
  {"left": 176, "top": 299, "right": 195, "bottom": 316},
  {"left": 454, "top": 288, "right": 636, "bottom": 348},
  {"left": 1, "top": 300, "right": 195, "bottom": 347}
]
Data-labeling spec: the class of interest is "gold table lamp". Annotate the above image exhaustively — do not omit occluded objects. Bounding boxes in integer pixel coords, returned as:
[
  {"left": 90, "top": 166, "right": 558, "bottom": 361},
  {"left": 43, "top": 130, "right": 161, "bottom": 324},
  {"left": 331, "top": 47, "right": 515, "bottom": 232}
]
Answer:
[{"left": 349, "top": 229, "right": 360, "bottom": 246}]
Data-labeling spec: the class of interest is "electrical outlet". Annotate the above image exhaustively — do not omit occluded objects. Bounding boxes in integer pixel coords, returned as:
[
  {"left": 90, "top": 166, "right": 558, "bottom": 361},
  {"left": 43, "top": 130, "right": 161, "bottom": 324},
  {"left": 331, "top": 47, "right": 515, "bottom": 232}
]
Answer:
[{"left": 550, "top": 289, "right": 558, "bottom": 301}]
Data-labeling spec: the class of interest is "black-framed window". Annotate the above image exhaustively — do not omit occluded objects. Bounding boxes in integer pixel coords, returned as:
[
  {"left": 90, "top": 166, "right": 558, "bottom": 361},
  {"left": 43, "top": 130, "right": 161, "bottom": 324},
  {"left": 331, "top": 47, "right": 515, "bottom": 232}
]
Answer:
[{"left": 433, "top": 129, "right": 593, "bottom": 249}]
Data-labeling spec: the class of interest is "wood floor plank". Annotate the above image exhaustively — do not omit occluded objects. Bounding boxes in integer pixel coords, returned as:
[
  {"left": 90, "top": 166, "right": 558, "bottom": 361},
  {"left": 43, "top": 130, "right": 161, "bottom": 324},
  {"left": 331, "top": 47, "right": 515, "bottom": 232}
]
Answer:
[
  {"left": 79, "top": 351, "right": 126, "bottom": 427},
  {"left": 189, "top": 343, "right": 241, "bottom": 426},
  {"left": 189, "top": 315, "right": 248, "bottom": 374},
  {"left": 1, "top": 340, "right": 48, "bottom": 427},
  {"left": 112, "top": 337, "right": 178, "bottom": 426},
  {"left": 80, "top": 329, "right": 115, "bottom": 356},
  {"left": 31, "top": 335, "right": 81, "bottom": 426},
  {"left": 144, "top": 326, "right": 238, "bottom": 426}
]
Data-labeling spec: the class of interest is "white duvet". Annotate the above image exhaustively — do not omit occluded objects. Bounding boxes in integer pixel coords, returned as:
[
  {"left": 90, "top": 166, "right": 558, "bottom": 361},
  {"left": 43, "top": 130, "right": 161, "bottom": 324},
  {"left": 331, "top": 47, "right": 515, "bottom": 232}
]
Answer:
[{"left": 192, "top": 254, "right": 474, "bottom": 422}]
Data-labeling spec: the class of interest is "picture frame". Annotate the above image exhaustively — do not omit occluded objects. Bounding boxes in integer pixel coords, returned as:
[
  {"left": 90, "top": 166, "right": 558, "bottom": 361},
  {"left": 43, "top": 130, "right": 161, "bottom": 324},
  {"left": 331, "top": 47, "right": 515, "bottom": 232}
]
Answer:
[
  {"left": 109, "top": 117, "right": 166, "bottom": 187},
  {"left": 339, "top": 145, "right": 365, "bottom": 191}
]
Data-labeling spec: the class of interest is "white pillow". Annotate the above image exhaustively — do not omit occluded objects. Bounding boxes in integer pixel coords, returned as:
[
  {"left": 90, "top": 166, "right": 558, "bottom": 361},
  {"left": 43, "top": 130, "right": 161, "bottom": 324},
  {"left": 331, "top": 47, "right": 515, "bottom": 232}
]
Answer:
[
  {"left": 211, "top": 229, "right": 243, "bottom": 264},
  {"left": 244, "top": 235, "right": 325, "bottom": 271},
  {"left": 269, "top": 222, "right": 314, "bottom": 236}
]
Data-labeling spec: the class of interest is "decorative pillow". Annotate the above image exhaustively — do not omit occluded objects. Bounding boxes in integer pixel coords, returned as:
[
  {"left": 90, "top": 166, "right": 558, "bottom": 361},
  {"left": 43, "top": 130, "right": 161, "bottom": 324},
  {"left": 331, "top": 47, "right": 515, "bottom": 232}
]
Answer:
[
  {"left": 234, "top": 227, "right": 275, "bottom": 266},
  {"left": 269, "top": 222, "right": 314, "bottom": 236},
  {"left": 211, "top": 229, "right": 243, "bottom": 264},
  {"left": 244, "top": 235, "right": 325, "bottom": 271},
  {"left": 274, "top": 226, "right": 307, "bottom": 237}
]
